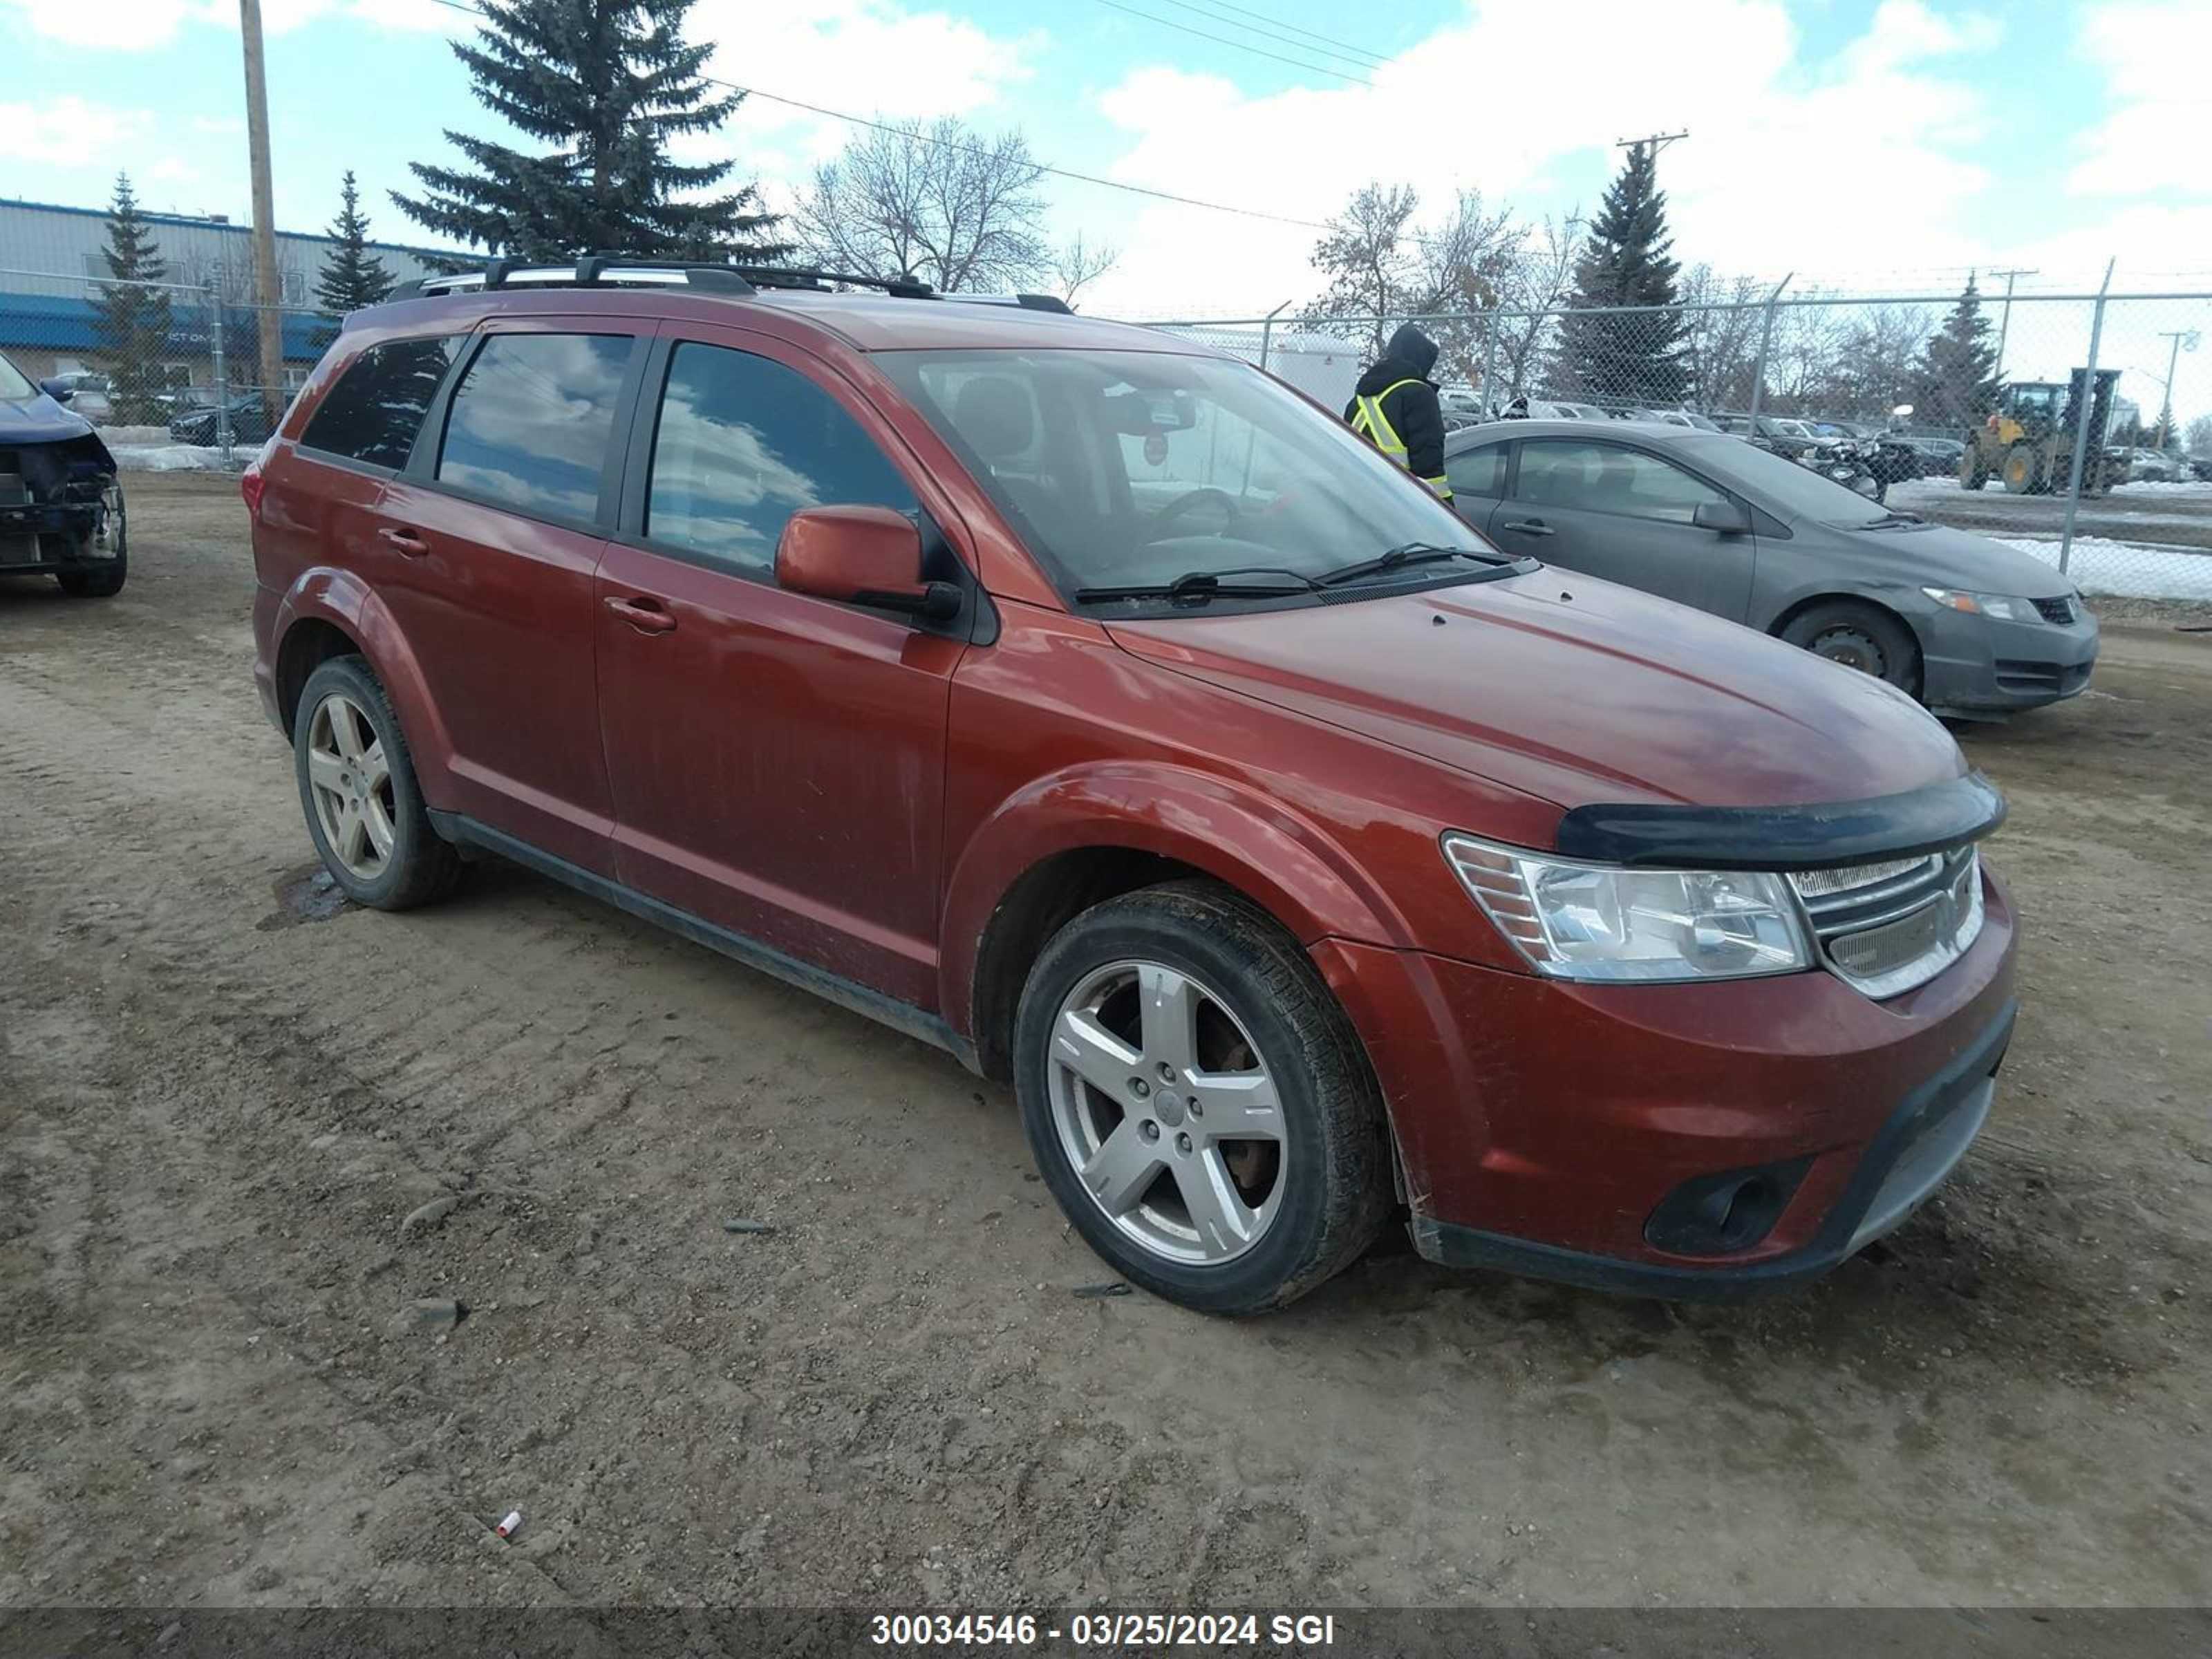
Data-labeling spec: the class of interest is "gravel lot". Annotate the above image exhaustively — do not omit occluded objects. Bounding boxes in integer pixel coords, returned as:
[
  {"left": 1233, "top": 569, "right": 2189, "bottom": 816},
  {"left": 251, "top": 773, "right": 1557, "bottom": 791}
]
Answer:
[{"left": 5, "top": 475, "right": 2211, "bottom": 1612}]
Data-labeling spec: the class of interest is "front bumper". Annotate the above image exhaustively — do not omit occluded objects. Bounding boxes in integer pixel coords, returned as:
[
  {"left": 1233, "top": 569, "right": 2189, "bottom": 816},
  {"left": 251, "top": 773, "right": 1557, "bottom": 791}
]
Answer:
[
  {"left": 0, "top": 497, "right": 111, "bottom": 575},
  {"left": 1920, "top": 602, "right": 2099, "bottom": 714},
  {"left": 1311, "top": 864, "right": 2018, "bottom": 1297}
]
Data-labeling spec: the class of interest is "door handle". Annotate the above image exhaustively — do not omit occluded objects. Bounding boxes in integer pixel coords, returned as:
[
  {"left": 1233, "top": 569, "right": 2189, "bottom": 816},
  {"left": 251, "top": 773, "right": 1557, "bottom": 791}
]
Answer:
[
  {"left": 378, "top": 526, "right": 430, "bottom": 556},
  {"left": 604, "top": 595, "right": 677, "bottom": 635},
  {"left": 1499, "top": 518, "right": 1555, "bottom": 537}
]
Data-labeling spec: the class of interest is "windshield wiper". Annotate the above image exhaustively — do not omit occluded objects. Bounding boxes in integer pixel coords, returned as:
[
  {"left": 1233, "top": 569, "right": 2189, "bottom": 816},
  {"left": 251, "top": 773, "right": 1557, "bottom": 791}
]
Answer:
[
  {"left": 1074, "top": 565, "right": 1321, "bottom": 605},
  {"left": 1857, "top": 512, "right": 1926, "bottom": 529},
  {"left": 1315, "top": 542, "right": 1519, "bottom": 588}
]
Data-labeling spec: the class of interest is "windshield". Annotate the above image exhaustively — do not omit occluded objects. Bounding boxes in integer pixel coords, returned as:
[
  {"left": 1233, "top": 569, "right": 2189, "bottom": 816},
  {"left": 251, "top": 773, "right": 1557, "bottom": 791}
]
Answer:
[
  {"left": 1774, "top": 420, "right": 1816, "bottom": 440},
  {"left": 1680, "top": 433, "right": 1906, "bottom": 524},
  {"left": 0, "top": 351, "right": 36, "bottom": 401},
  {"left": 874, "top": 348, "right": 1502, "bottom": 603}
]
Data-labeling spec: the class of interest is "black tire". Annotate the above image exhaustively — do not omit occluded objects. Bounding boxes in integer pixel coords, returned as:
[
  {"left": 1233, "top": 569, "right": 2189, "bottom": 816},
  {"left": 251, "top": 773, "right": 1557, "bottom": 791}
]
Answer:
[
  {"left": 1013, "top": 879, "right": 1394, "bottom": 1315},
  {"left": 292, "top": 655, "right": 461, "bottom": 910},
  {"left": 1781, "top": 600, "right": 1923, "bottom": 698},
  {"left": 55, "top": 481, "right": 127, "bottom": 597}
]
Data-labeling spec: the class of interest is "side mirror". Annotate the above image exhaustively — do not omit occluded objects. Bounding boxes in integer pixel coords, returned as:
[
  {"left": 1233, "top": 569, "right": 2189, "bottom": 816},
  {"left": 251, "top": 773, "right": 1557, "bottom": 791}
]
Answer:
[
  {"left": 39, "top": 377, "right": 74, "bottom": 404},
  {"left": 776, "top": 505, "right": 960, "bottom": 623},
  {"left": 1693, "top": 499, "right": 1752, "bottom": 536}
]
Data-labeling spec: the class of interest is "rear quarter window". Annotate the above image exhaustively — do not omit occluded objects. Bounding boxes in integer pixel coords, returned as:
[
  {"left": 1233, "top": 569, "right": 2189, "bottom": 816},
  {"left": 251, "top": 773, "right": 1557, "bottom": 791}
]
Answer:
[
  {"left": 434, "top": 333, "right": 632, "bottom": 523},
  {"left": 299, "top": 337, "right": 461, "bottom": 469}
]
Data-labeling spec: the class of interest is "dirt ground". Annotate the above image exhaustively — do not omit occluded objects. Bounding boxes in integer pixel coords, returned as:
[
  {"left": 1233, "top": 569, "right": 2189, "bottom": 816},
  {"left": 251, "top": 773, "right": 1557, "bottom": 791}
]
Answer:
[{"left": 4, "top": 474, "right": 2211, "bottom": 1612}]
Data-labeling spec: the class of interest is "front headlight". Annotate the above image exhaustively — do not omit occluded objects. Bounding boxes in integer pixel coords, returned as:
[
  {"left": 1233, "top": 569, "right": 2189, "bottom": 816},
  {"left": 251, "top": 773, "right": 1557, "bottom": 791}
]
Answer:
[
  {"left": 1922, "top": 587, "right": 2033, "bottom": 622},
  {"left": 1442, "top": 834, "right": 1814, "bottom": 983}
]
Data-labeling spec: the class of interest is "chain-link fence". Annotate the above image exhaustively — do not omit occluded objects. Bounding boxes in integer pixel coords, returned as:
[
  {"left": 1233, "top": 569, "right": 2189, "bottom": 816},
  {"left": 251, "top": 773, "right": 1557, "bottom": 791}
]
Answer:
[
  {"left": 1143, "top": 289, "right": 2212, "bottom": 603},
  {"left": 1, "top": 266, "right": 335, "bottom": 469}
]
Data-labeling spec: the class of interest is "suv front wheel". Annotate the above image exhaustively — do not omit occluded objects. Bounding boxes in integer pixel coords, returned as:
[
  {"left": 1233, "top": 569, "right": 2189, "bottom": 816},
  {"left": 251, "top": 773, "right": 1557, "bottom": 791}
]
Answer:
[
  {"left": 292, "top": 655, "right": 461, "bottom": 910},
  {"left": 1013, "top": 881, "right": 1394, "bottom": 1313}
]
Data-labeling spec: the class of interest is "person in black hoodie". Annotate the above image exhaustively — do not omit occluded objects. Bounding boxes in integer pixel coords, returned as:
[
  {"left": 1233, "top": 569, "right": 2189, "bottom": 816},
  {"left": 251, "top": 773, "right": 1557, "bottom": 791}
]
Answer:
[{"left": 1344, "top": 323, "right": 1452, "bottom": 500}]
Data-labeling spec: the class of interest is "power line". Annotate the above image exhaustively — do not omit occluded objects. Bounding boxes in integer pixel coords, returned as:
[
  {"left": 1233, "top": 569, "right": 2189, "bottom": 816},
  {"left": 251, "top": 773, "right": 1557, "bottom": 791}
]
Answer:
[
  {"left": 1086, "top": 0, "right": 1374, "bottom": 87},
  {"left": 423, "top": 0, "right": 1331, "bottom": 231},
  {"left": 1143, "top": 0, "right": 1390, "bottom": 71}
]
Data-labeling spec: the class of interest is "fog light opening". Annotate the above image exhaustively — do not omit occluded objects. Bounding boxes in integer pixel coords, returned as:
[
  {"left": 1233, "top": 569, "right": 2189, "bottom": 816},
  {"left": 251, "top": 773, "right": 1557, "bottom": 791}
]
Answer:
[{"left": 1645, "top": 1158, "right": 1812, "bottom": 1257}]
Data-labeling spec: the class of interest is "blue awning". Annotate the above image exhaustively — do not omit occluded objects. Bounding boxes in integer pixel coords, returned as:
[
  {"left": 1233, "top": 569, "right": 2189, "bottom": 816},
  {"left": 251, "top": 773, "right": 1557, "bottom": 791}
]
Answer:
[{"left": 0, "top": 289, "right": 332, "bottom": 362}]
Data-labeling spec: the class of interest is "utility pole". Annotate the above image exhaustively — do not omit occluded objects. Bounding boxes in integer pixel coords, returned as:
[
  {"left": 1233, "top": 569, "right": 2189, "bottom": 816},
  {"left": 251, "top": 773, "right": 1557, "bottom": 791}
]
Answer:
[
  {"left": 1614, "top": 130, "right": 1689, "bottom": 170},
  {"left": 239, "top": 0, "right": 285, "bottom": 430},
  {"left": 1989, "top": 267, "right": 2036, "bottom": 380},
  {"left": 2152, "top": 329, "right": 2200, "bottom": 451}
]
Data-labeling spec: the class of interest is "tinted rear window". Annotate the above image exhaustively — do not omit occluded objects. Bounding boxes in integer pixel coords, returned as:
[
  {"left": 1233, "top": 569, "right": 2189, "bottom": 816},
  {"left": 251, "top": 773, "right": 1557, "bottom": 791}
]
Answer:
[
  {"left": 435, "top": 333, "right": 632, "bottom": 523},
  {"left": 299, "top": 337, "right": 460, "bottom": 468}
]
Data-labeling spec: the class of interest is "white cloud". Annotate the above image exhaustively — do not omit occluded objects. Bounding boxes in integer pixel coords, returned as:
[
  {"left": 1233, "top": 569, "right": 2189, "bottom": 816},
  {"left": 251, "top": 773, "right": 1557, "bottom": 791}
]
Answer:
[
  {"left": 0, "top": 97, "right": 157, "bottom": 166},
  {"left": 2068, "top": 1, "right": 2212, "bottom": 198},
  {"left": 682, "top": 0, "right": 1035, "bottom": 187},
  {"left": 1080, "top": 0, "right": 2021, "bottom": 317}
]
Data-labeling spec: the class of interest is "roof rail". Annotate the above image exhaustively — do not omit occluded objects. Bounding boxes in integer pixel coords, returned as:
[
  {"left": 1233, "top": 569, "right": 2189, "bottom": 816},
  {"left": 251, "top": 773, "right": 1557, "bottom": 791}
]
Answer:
[
  {"left": 413, "top": 257, "right": 756, "bottom": 298},
  {"left": 732, "top": 265, "right": 936, "bottom": 299},
  {"left": 943, "top": 292, "right": 1075, "bottom": 315},
  {"left": 407, "top": 256, "right": 1077, "bottom": 315}
]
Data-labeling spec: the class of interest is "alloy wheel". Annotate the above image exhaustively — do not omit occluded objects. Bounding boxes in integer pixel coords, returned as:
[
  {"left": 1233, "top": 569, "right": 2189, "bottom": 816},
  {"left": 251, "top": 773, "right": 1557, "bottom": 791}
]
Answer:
[
  {"left": 1046, "top": 959, "right": 1286, "bottom": 1266},
  {"left": 306, "top": 692, "right": 395, "bottom": 881}
]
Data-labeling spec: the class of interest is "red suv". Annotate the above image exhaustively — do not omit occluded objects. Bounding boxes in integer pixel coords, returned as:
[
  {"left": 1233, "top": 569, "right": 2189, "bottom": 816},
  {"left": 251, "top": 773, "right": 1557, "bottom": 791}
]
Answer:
[{"left": 247, "top": 261, "right": 2016, "bottom": 1314}]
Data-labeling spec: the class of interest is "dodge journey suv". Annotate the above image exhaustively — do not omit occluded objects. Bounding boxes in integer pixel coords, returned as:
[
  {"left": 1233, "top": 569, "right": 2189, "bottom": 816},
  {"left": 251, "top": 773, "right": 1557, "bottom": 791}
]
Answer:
[{"left": 247, "top": 260, "right": 2017, "bottom": 1314}]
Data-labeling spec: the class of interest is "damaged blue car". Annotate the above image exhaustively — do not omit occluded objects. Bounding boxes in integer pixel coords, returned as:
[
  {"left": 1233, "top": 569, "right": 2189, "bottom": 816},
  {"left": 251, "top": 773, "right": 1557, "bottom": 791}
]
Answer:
[{"left": 1, "top": 348, "right": 127, "bottom": 597}]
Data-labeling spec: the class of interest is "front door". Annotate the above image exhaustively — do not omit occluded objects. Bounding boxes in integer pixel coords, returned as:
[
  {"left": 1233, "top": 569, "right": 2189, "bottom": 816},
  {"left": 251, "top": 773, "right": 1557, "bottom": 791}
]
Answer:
[
  {"left": 1486, "top": 437, "right": 1758, "bottom": 621},
  {"left": 593, "top": 331, "right": 967, "bottom": 1009},
  {"left": 375, "top": 323, "right": 643, "bottom": 873}
]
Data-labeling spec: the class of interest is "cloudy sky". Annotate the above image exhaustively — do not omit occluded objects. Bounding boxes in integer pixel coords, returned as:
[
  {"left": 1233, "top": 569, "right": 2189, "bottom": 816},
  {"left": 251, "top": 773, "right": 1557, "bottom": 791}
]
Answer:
[{"left": 3, "top": 0, "right": 2209, "bottom": 324}]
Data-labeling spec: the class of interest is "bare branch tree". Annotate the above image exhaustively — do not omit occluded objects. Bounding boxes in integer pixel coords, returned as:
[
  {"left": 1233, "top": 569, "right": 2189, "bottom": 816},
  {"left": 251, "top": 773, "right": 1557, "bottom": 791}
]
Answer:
[
  {"left": 1303, "top": 182, "right": 1422, "bottom": 355},
  {"left": 1493, "top": 210, "right": 1581, "bottom": 400},
  {"left": 1050, "top": 231, "right": 1119, "bottom": 308},
  {"left": 1411, "top": 189, "right": 1521, "bottom": 385},
  {"left": 793, "top": 116, "right": 1050, "bottom": 293}
]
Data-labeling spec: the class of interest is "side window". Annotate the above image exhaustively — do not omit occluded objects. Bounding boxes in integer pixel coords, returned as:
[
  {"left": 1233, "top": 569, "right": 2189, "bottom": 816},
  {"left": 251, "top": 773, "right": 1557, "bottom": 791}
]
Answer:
[
  {"left": 645, "top": 342, "right": 917, "bottom": 574},
  {"left": 435, "top": 333, "right": 632, "bottom": 523},
  {"left": 299, "top": 336, "right": 460, "bottom": 469},
  {"left": 1517, "top": 440, "right": 1728, "bottom": 524},
  {"left": 1444, "top": 442, "right": 1507, "bottom": 500}
]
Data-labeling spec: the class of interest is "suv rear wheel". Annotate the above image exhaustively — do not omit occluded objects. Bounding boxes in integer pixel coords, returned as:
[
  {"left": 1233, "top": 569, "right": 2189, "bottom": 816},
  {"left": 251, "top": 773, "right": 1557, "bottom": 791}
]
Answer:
[
  {"left": 1013, "top": 880, "right": 1393, "bottom": 1313},
  {"left": 292, "top": 655, "right": 461, "bottom": 910}
]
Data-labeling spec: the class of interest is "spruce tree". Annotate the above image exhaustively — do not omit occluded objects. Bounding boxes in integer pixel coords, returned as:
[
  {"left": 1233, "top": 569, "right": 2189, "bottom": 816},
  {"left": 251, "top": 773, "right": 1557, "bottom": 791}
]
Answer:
[
  {"left": 1555, "top": 142, "right": 1689, "bottom": 406},
  {"left": 316, "top": 171, "right": 395, "bottom": 319},
  {"left": 91, "top": 172, "right": 175, "bottom": 423},
  {"left": 1910, "top": 276, "right": 2002, "bottom": 430},
  {"left": 393, "top": 0, "right": 787, "bottom": 261}
]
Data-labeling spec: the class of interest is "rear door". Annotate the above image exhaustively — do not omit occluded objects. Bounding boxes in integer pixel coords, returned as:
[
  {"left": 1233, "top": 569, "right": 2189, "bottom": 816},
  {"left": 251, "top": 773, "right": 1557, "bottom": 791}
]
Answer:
[
  {"left": 375, "top": 321, "right": 646, "bottom": 874},
  {"left": 592, "top": 326, "right": 967, "bottom": 1009},
  {"left": 1486, "top": 436, "right": 1758, "bottom": 621}
]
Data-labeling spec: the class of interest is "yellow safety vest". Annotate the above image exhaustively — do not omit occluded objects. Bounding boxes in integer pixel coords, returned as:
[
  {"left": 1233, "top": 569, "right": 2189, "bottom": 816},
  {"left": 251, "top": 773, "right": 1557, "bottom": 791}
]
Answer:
[{"left": 1348, "top": 378, "right": 1452, "bottom": 499}]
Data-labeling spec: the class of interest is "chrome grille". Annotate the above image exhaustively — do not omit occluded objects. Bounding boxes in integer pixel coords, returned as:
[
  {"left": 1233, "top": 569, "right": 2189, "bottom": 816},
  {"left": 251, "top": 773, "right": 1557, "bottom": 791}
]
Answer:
[{"left": 1789, "top": 847, "right": 1983, "bottom": 999}]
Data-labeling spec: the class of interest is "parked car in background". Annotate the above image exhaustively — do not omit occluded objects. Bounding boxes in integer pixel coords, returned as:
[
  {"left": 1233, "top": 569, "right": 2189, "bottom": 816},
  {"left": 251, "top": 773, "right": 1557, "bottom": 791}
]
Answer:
[
  {"left": 1900, "top": 435, "right": 1966, "bottom": 478},
  {"left": 1618, "top": 408, "right": 1722, "bottom": 431},
  {"left": 2190, "top": 455, "right": 2212, "bottom": 482},
  {"left": 1716, "top": 413, "right": 1824, "bottom": 460},
  {"left": 0, "top": 347, "right": 128, "bottom": 595},
  {"left": 1443, "top": 418, "right": 2097, "bottom": 716},
  {"left": 43, "top": 371, "right": 114, "bottom": 424},
  {"left": 1499, "top": 397, "right": 1618, "bottom": 422},
  {"left": 169, "top": 394, "right": 276, "bottom": 448},
  {"left": 245, "top": 260, "right": 2020, "bottom": 1314},
  {"left": 2126, "top": 448, "right": 2182, "bottom": 483}
]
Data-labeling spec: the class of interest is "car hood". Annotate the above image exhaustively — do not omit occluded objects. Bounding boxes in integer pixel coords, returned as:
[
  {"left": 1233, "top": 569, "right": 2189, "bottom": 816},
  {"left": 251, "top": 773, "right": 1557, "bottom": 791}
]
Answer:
[
  {"left": 1810, "top": 518, "right": 2077, "bottom": 599},
  {"left": 0, "top": 389, "right": 101, "bottom": 445},
  {"left": 1105, "top": 572, "right": 1965, "bottom": 814}
]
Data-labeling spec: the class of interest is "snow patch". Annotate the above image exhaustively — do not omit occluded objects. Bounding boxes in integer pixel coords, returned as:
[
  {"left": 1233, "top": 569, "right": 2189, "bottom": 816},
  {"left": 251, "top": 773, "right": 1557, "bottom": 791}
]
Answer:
[
  {"left": 1994, "top": 535, "right": 2212, "bottom": 601},
  {"left": 110, "top": 444, "right": 236, "bottom": 474}
]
